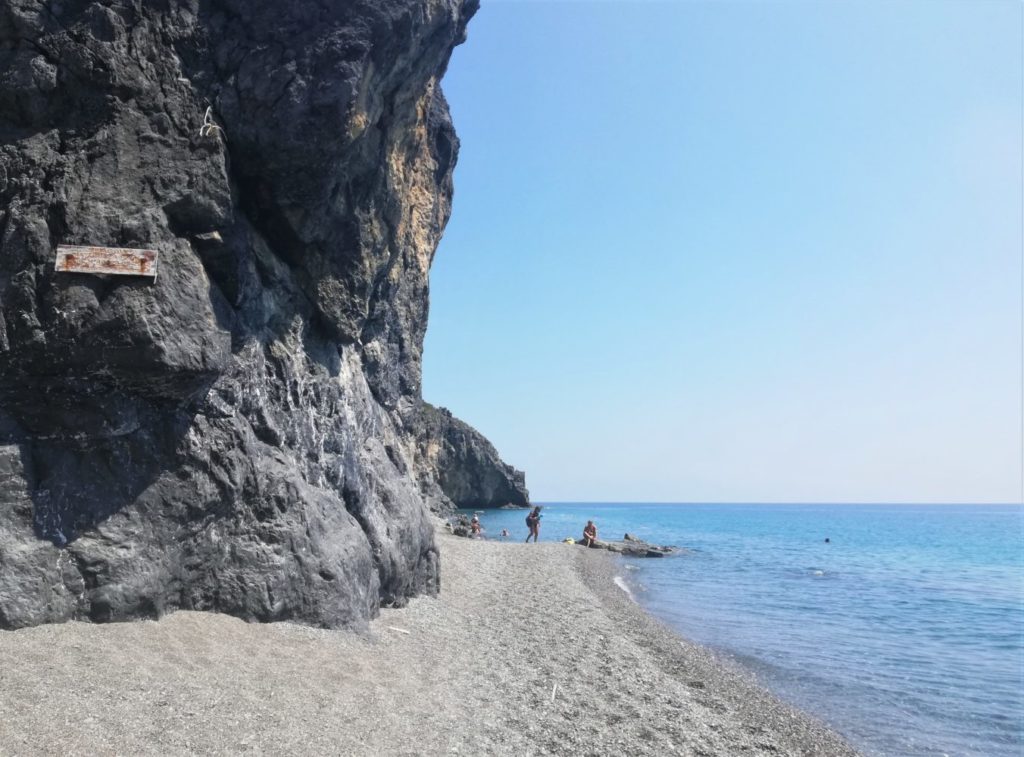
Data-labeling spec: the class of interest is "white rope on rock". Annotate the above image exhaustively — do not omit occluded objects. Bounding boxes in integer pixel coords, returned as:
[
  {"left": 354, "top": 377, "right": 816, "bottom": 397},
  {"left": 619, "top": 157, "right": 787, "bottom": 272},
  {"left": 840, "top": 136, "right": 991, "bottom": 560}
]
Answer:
[{"left": 199, "top": 106, "right": 223, "bottom": 139}]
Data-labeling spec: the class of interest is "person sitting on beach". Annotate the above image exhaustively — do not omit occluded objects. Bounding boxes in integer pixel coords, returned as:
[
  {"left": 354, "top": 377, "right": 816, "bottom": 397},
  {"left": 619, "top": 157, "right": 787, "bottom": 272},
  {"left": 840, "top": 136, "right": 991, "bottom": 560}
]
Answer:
[
  {"left": 525, "top": 506, "right": 542, "bottom": 543},
  {"left": 582, "top": 520, "right": 598, "bottom": 547},
  {"left": 471, "top": 516, "right": 482, "bottom": 536}
]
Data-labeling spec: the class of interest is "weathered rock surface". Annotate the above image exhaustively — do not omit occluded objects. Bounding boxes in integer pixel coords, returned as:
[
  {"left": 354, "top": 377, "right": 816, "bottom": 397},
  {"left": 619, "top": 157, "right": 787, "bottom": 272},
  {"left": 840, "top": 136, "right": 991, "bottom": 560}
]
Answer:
[
  {"left": 412, "top": 402, "right": 528, "bottom": 511},
  {"left": 575, "top": 539, "right": 679, "bottom": 558},
  {"left": 0, "top": 0, "right": 523, "bottom": 631}
]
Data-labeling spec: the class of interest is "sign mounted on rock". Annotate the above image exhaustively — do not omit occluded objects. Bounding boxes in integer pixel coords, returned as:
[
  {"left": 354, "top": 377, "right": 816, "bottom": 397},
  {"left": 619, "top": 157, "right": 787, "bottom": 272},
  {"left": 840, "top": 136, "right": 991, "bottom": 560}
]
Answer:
[{"left": 55, "top": 245, "right": 159, "bottom": 279}]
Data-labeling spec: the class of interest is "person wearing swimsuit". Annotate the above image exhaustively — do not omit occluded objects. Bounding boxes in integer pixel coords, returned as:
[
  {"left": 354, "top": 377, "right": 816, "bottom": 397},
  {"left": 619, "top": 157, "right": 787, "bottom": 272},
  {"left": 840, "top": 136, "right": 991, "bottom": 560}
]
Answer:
[
  {"left": 525, "top": 506, "right": 542, "bottom": 543},
  {"left": 582, "top": 520, "right": 597, "bottom": 547}
]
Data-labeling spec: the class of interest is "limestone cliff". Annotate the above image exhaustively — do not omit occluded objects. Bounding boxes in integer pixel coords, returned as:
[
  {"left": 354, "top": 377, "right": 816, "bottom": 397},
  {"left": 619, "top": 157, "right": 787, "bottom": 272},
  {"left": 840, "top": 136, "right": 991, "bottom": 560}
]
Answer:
[
  {"left": 0, "top": 0, "right": 525, "bottom": 630},
  {"left": 413, "top": 402, "right": 528, "bottom": 511}
]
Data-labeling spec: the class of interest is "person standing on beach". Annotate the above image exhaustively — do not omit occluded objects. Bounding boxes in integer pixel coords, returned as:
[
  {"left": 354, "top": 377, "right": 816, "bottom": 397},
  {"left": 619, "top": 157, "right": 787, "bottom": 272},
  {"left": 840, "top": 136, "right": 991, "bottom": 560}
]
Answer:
[
  {"left": 582, "top": 520, "right": 597, "bottom": 547},
  {"left": 525, "top": 506, "right": 542, "bottom": 543}
]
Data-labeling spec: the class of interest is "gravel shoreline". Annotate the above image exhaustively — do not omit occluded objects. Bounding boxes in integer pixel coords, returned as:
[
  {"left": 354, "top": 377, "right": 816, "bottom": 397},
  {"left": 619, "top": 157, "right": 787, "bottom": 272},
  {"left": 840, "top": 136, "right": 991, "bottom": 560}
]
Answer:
[{"left": 0, "top": 531, "right": 857, "bottom": 755}]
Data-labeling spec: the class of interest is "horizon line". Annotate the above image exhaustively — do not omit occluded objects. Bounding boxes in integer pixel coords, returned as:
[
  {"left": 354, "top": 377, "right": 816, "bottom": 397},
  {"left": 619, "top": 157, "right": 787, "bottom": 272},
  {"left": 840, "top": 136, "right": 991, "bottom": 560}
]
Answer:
[{"left": 529, "top": 500, "right": 1023, "bottom": 507}]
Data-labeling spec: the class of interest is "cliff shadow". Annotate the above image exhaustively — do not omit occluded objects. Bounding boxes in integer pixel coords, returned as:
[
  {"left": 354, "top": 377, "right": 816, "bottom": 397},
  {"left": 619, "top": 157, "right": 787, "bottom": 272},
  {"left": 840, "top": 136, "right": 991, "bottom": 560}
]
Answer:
[{"left": 6, "top": 379, "right": 219, "bottom": 547}]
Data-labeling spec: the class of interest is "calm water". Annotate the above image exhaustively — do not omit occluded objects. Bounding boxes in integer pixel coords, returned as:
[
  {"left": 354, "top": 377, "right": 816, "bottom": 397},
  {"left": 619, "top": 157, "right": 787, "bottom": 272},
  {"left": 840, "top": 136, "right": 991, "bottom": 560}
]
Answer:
[{"left": 465, "top": 503, "right": 1024, "bottom": 757}]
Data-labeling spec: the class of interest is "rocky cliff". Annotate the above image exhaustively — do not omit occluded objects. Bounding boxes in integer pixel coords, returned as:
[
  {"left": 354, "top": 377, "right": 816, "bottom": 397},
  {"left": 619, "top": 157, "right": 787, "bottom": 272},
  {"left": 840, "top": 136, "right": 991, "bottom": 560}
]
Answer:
[
  {"left": 0, "top": 0, "right": 525, "bottom": 630},
  {"left": 413, "top": 402, "right": 528, "bottom": 511}
]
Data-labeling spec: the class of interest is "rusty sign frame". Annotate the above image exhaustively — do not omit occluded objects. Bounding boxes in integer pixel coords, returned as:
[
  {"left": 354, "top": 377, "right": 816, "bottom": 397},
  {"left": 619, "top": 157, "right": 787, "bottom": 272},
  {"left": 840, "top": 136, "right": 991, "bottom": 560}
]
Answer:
[{"left": 55, "top": 245, "right": 159, "bottom": 279}]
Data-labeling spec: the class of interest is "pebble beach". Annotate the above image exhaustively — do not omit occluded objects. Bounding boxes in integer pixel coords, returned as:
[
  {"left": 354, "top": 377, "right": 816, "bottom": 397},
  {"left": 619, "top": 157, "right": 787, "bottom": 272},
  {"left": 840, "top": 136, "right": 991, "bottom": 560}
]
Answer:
[{"left": 0, "top": 530, "right": 856, "bottom": 756}]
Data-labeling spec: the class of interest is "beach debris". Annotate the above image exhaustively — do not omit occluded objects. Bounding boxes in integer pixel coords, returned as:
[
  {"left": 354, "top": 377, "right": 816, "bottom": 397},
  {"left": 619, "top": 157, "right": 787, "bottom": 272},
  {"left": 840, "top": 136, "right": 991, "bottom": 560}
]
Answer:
[
  {"left": 550, "top": 683, "right": 557, "bottom": 703},
  {"left": 386, "top": 626, "right": 411, "bottom": 635},
  {"left": 55, "top": 245, "right": 159, "bottom": 279}
]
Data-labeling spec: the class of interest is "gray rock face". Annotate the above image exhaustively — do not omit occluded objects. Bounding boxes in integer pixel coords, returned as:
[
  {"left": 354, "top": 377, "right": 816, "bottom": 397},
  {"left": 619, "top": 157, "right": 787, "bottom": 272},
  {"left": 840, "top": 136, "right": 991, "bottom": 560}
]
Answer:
[
  {"left": 0, "top": 0, "right": 521, "bottom": 631},
  {"left": 413, "top": 403, "right": 529, "bottom": 511}
]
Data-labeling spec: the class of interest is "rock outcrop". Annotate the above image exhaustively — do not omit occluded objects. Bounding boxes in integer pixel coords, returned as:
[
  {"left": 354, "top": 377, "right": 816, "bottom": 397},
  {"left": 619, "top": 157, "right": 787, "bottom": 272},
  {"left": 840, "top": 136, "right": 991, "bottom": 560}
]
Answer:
[
  {"left": 0, "top": 0, "right": 521, "bottom": 630},
  {"left": 574, "top": 539, "right": 679, "bottom": 558},
  {"left": 413, "top": 402, "right": 528, "bottom": 511}
]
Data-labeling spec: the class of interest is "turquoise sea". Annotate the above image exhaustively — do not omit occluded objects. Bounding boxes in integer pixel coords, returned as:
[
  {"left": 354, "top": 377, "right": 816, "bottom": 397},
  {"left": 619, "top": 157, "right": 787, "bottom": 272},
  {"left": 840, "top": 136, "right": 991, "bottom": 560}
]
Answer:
[{"left": 464, "top": 503, "right": 1024, "bottom": 757}]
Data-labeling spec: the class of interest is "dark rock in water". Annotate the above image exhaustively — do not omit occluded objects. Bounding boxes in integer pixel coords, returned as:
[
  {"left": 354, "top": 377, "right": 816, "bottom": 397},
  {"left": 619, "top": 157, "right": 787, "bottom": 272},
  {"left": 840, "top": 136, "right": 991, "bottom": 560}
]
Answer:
[
  {"left": 576, "top": 539, "right": 678, "bottom": 558},
  {"left": 412, "top": 403, "right": 529, "bottom": 511},
  {"left": 0, "top": 0, "right": 519, "bottom": 631}
]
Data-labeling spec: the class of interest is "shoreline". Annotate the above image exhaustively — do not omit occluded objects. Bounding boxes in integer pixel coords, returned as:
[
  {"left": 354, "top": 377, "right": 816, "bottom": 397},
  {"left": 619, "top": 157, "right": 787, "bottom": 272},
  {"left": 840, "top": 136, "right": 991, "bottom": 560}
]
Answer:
[
  {"left": 572, "top": 541, "right": 857, "bottom": 755},
  {"left": 0, "top": 530, "right": 857, "bottom": 755}
]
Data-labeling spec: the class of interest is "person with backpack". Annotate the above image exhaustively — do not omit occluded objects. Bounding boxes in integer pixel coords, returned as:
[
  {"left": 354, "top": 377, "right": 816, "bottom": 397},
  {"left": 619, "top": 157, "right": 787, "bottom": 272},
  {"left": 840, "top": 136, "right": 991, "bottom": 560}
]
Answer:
[{"left": 525, "top": 506, "right": 542, "bottom": 543}]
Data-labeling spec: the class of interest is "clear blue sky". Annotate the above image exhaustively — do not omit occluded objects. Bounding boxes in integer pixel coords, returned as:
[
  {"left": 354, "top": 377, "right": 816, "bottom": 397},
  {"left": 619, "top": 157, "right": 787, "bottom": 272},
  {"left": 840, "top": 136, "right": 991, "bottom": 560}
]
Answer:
[{"left": 422, "top": 0, "right": 1023, "bottom": 504}]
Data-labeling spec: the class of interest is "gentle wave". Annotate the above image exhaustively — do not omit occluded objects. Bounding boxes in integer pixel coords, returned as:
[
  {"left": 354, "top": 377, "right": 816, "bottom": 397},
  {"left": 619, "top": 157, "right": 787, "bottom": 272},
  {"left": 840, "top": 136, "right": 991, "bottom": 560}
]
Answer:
[{"left": 613, "top": 575, "right": 636, "bottom": 602}]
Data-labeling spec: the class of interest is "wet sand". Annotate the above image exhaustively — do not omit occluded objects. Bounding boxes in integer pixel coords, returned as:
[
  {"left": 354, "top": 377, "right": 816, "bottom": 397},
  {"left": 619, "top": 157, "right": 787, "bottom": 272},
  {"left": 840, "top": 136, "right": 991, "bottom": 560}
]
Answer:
[{"left": 0, "top": 531, "right": 857, "bottom": 755}]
